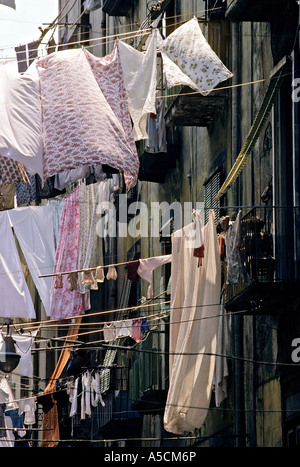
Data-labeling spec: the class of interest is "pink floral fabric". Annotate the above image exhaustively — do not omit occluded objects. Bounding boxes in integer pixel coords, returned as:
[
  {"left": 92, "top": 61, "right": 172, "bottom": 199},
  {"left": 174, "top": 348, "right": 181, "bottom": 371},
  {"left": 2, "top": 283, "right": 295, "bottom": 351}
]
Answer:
[
  {"left": 36, "top": 48, "right": 139, "bottom": 189},
  {"left": 50, "top": 186, "right": 83, "bottom": 320},
  {"left": 83, "top": 45, "right": 139, "bottom": 189}
]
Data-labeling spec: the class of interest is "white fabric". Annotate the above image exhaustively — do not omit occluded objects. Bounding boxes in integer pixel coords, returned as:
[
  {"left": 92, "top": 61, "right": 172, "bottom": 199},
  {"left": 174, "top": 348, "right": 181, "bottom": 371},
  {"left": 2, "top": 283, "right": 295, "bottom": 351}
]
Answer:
[
  {"left": 118, "top": 30, "right": 158, "bottom": 141},
  {"left": 81, "top": 371, "right": 92, "bottom": 419},
  {"left": 164, "top": 210, "right": 221, "bottom": 434},
  {"left": 161, "top": 50, "right": 199, "bottom": 91},
  {"left": 137, "top": 254, "right": 172, "bottom": 298},
  {"left": 8, "top": 206, "right": 56, "bottom": 316},
  {"left": 12, "top": 331, "right": 38, "bottom": 379},
  {"left": 0, "top": 62, "right": 43, "bottom": 175},
  {"left": 69, "top": 377, "right": 79, "bottom": 418},
  {"left": 18, "top": 397, "right": 36, "bottom": 425},
  {"left": 161, "top": 17, "right": 233, "bottom": 95},
  {"left": 91, "top": 372, "right": 105, "bottom": 407},
  {"left": 213, "top": 294, "right": 229, "bottom": 407},
  {"left": 0, "top": 212, "right": 35, "bottom": 319}
]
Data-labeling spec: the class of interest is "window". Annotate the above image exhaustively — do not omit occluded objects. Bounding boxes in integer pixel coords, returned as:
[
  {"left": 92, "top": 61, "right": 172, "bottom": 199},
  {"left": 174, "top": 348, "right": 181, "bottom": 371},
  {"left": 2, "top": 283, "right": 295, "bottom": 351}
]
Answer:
[{"left": 203, "top": 169, "right": 221, "bottom": 224}]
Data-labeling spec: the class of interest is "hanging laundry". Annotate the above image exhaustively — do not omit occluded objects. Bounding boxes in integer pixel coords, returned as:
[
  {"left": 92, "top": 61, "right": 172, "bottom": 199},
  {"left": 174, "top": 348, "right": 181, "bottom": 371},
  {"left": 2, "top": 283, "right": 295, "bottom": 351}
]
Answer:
[
  {"left": 36, "top": 48, "right": 139, "bottom": 189},
  {"left": 18, "top": 397, "right": 36, "bottom": 426},
  {"left": 0, "top": 155, "right": 29, "bottom": 185},
  {"left": 106, "top": 266, "right": 118, "bottom": 280},
  {"left": 126, "top": 260, "right": 140, "bottom": 282},
  {"left": 160, "top": 17, "right": 233, "bottom": 96},
  {"left": 8, "top": 206, "right": 56, "bottom": 317},
  {"left": 115, "top": 319, "right": 132, "bottom": 339},
  {"left": 91, "top": 372, "right": 105, "bottom": 407},
  {"left": 83, "top": 45, "right": 139, "bottom": 189},
  {"left": 95, "top": 266, "right": 105, "bottom": 283},
  {"left": 117, "top": 29, "right": 158, "bottom": 141},
  {"left": 141, "top": 317, "right": 150, "bottom": 334},
  {"left": 137, "top": 254, "right": 172, "bottom": 298},
  {"left": 69, "top": 377, "right": 79, "bottom": 418},
  {"left": 54, "top": 166, "right": 91, "bottom": 191},
  {"left": 212, "top": 294, "right": 229, "bottom": 407},
  {"left": 0, "top": 62, "right": 43, "bottom": 176},
  {"left": 78, "top": 182, "right": 103, "bottom": 294},
  {"left": 164, "top": 210, "right": 221, "bottom": 435},
  {"left": 145, "top": 94, "right": 167, "bottom": 154},
  {"left": 50, "top": 187, "right": 82, "bottom": 321},
  {"left": 0, "top": 377, "right": 17, "bottom": 447},
  {"left": 103, "top": 323, "right": 117, "bottom": 342},
  {"left": 132, "top": 318, "right": 143, "bottom": 343},
  {"left": 41, "top": 318, "right": 82, "bottom": 447},
  {"left": 54, "top": 274, "right": 63, "bottom": 289},
  {"left": 68, "top": 272, "right": 79, "bottom": 291},
  {"left": 81, "top": 371, "right": 92, "bottom": 419},
  {"left": 0, "top": 212, "right": 35, "bottom": 319},
  {"left": 0, "top": 331, "right": 38, "bottom": 379}
]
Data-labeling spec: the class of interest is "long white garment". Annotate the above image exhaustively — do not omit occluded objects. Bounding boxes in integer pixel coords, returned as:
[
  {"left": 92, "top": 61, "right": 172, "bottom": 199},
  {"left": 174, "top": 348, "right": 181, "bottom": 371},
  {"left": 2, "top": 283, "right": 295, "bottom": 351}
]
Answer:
[
  {"left": 161, "top": 17, "right": 233, "bottom": 96},
  {"left": 0, "top": 62, "right": 43, "bottom": 175},
  {"left": 8, "top": 206, "right": 56, "bottom": 316},
  {"left": 69, "top": 377, "right": 79, "bottom": 418},
  {"left": 0, "top": 212, "right": 35, "bottom": 319},
  {"left": 81, "top": 371, "right": 92, "bottom": 419},
  {"left": 212, "top": 294, "right": 229, "bottom": 407},
  {"left": 164, "top": 210, "right": 221, "bottom": 434},
  {"left": 118, "top": 30, "right": 157, "bottom": 141}
]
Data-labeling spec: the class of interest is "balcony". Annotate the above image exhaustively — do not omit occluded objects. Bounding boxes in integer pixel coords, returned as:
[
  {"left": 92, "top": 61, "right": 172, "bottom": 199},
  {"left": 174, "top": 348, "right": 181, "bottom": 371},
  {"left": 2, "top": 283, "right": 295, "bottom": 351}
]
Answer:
[
  {"left": 225, "top": 0, "right": 288, "bottom": 22},
  {"left": 102, "top": 0, "right": 133, "bottom": 16},
  {"left": 130, "top": 332, "right": 168, "bottom": 414},
  {"left": 164, "top": 20, "right": 231, "bottom": 128},
  {"left": 165, "top": 86, "right": 229, "bottom": 127},
  {"left": 225, "top": 207, "right": 300, "bottom": 314}
]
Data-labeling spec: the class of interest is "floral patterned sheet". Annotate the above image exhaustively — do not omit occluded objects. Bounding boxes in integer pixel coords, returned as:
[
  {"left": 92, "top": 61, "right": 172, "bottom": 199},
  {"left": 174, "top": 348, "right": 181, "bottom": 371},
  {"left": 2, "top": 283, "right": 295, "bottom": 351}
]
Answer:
[{"left": 161, "top": 17, "right": 233, "bottom": 95}]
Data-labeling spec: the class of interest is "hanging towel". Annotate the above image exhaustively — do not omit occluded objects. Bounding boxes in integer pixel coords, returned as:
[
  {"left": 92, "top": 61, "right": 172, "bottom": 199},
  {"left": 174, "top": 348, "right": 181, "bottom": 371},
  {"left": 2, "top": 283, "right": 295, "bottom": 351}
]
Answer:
[
  {"left": 164, "top": 210, "right": 221, "bottom": 435},
  {"left": 8, "top": 206, "right": 56, "bottom": 317},
  {"left": 36, "top": 48, "right": 139, "bottom": 189},
  {"left": 0, "top": 212, "right": 35, "bottom": 319},
  {"left": 137, "top": 254, "right": 172, "bottom": 298},
  {"left": 161, "top": 17, "right": 233, "bottom": 96},
  {"left": 118, "top": 30, "right": 158, "bottom": 141}
]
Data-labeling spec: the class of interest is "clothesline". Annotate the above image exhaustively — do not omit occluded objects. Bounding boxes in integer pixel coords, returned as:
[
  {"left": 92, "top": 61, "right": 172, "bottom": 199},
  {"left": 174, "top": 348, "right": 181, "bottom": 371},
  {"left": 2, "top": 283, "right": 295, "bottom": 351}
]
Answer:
[{"left": 38, "top": 255, "right": 169, "bottom": 278}]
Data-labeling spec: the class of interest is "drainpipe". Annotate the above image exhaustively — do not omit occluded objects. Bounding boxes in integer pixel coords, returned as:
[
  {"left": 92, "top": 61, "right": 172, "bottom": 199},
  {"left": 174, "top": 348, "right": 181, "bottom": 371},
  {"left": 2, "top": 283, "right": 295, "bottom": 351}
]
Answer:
[{"left": 231, "top": 21, "right": 246, "bottom": 447}]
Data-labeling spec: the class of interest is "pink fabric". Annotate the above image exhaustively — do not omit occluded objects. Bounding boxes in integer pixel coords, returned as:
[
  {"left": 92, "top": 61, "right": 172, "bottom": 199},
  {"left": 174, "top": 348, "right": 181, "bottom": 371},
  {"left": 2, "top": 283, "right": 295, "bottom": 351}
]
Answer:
[
  {"left": 137, "top": 254, "right": 172, "bottom": 297},
  {"left": 50, "top": 187, "right": 82, "bottom": 320},
  {"left": 36, "top": 48, "right": 139, "bottom": 189},
  {"left": 84, "top": 46, "right": 139, "bottom": 189}
]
